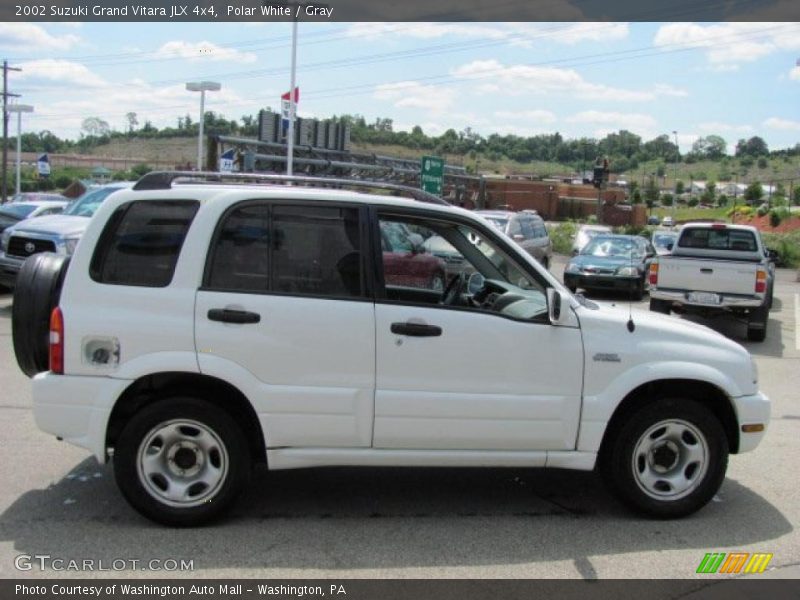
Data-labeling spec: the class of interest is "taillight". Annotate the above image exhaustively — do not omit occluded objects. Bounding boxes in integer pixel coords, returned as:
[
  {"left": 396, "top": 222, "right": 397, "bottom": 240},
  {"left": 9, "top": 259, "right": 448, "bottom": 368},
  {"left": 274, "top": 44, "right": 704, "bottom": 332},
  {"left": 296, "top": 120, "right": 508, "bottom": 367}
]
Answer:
[
  {"left": 49, "top": 307, "right": 64, "bottom": 374},
  {"left": 755, "top": 270, "right": 767, "bottom": 294},
  {"left": 649, "top": 262, "right": 659, "bottom": 286}
]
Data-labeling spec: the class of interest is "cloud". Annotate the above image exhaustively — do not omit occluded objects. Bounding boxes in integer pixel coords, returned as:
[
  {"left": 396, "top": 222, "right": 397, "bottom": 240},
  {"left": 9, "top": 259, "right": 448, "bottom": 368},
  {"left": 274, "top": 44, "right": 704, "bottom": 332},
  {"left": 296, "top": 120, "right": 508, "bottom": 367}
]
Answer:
[
  {"left": 374, "top": 81, "right": 456, "bottom": 114},
  {"left": 790, "top": 66, "right": 800, "bottom": 81},
  {"left": 566, "top": 110, "right": 657, "bottom": 132},
  {"left": 347, "top": 22, "right": 627, "bottom": 47},
  {"left": 17, "top": 59, "right": 107, "bottom": 87},
  {"left": 0, "top": 23, "right": 81, "bottom": 52},
  {"left": 697, "top": 122, "right": 753, "bottom": 134},
  {"left": 653, "top": 23, "right": 800, "bottom": 69},
  {"left": 653, "top": 83, "right": 689, "bottom": 98},
  {"left": 494, "top": 110, "right": 557, "bottom": 124},
  {"left": 155, "top": 40, "right": 258, "bottom": 63},
  {"left": 452, "top": 59, "right": 657, "bottom": 102},
  {"left": 763, "top": 117, "right": 800, "bottom": 132}
]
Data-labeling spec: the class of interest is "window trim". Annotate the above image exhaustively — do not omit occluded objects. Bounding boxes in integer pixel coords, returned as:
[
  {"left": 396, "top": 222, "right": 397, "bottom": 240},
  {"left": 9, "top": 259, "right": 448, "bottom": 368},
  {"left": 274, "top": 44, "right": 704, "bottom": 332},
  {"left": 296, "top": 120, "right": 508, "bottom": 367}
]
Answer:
[
  {"left": 201, "top": 198, "right": 374, "bottom": 301},
  {"left": 89, "top": 199, "right": 200, "bottom": 288}
]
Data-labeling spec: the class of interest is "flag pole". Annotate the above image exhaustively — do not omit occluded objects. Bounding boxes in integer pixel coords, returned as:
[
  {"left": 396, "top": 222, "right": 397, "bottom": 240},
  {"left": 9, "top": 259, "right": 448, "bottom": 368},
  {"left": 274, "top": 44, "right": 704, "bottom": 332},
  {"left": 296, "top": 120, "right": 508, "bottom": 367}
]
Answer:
[{"left": 286, "top": 19, "right": 298, "bottom": 176}]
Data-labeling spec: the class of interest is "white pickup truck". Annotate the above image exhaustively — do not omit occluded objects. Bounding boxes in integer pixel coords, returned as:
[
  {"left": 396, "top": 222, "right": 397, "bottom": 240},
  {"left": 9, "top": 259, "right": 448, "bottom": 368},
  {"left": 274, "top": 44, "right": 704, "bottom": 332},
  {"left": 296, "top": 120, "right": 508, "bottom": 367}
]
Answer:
[{"left": 648, "top": 223, "right": 774, "bottom": 341}]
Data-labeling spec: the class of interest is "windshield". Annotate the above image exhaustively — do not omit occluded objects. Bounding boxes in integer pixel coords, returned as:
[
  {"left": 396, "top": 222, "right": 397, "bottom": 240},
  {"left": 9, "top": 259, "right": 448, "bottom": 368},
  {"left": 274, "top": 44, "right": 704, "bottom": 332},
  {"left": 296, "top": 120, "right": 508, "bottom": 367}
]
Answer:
[
  {"left": 653, "top": 233, "right": 677, "bottom": 248},
  {"left": 485, "top": 218, "right": 508, "bottom": 232},
  {"left": 63, "top": 187, "right": 122, "bottom": 217},
  {"left": 0, "top": 204, "right": 37, "bottom": 219},
  {"left": 582, "top": 236, "right": 645, "bottom": 258}
]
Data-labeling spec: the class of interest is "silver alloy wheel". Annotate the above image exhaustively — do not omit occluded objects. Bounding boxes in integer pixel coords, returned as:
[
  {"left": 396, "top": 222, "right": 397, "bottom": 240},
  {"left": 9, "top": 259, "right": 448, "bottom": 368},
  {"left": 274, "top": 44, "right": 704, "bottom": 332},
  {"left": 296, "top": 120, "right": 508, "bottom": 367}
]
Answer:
[
  {"left": 631, "top": 418, "right": 709, "bottom": 501},
  {"left": 136, "top": 419, "right": 229, "bottom": 508}
]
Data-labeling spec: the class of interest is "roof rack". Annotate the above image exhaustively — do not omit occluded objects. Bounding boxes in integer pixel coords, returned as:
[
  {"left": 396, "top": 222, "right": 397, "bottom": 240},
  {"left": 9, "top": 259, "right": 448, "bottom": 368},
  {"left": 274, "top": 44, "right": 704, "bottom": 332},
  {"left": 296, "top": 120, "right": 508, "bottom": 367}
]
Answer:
[{"left": 133, "top": 171, "right": 450, "bottom": 206}]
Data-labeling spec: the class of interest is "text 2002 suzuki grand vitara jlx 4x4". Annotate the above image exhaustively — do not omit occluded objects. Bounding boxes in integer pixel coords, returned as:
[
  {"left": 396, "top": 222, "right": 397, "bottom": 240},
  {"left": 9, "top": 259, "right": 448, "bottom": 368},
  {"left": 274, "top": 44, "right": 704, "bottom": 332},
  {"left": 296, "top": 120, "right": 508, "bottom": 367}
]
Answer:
[{"left": 13, "top": 173, "right": 769, "bottom": 525}]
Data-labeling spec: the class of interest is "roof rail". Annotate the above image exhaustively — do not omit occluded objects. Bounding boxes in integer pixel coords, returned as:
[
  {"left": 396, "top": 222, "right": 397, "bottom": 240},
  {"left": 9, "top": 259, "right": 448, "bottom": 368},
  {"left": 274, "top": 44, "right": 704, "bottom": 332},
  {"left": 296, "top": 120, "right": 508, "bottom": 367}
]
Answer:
[{"left": 133, "top": 171, "right": 450, "bottom": 206}]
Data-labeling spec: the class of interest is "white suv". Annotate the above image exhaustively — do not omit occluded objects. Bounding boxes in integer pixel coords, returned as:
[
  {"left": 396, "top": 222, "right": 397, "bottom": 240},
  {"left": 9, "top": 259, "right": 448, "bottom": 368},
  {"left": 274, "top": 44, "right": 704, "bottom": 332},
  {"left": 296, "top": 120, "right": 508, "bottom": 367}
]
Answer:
[{"left": 15, "top": 173, "right": 769, "bottom": 525}]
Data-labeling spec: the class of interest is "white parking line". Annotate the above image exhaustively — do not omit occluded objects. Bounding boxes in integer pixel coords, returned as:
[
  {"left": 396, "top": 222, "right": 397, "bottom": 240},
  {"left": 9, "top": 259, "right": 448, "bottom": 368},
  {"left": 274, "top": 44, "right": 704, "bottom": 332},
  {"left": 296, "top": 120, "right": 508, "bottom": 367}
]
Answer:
[{"left": 796, "top": 294, "right": 800, "bottom": 351}]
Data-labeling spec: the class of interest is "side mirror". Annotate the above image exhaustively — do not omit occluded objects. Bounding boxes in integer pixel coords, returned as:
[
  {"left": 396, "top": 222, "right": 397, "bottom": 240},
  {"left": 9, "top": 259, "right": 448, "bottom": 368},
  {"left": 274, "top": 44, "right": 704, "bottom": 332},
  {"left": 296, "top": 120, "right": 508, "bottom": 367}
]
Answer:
[
  {"left": 666, "top": 243, "right": 674, "bottom": 251},
  {"left": 547, "top": 288, "right": 567, "bottom": 325},
  {"left": 767, "top": 249, "right": 778, "bottom": 261},
  {"left": 407, "top": 233, "right": 425, "bottom": 254}
]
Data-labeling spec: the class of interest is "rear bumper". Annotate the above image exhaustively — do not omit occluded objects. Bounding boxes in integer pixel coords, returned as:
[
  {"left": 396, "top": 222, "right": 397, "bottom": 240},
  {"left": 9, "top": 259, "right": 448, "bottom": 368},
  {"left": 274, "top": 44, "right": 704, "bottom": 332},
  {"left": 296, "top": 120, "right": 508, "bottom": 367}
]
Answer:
[
  {"left": 32, "top": 372, "right": 131, "bottom": 463},
  {"left": 649, "top": 288, "right": 764, "bottom": 309},
  {"left": 732, "top": 391, "right": 770, "bottom": 453}
]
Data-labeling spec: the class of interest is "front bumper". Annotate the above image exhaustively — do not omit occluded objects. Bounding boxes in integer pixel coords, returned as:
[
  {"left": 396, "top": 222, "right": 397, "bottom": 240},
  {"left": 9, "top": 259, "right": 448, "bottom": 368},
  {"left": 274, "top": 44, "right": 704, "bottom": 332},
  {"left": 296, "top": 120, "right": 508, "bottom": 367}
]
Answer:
[
  {"left": 732, "top": 391, "right": 770, "bottom": 453},
  {"left": 32, "top": 372, "right": 131, "bottom": 463},
  {"left": 0, "top": 252, "right": 22, "bottom": 288},
  {"left": 564, "top": 272, "right": 640, "bottom": 292}
]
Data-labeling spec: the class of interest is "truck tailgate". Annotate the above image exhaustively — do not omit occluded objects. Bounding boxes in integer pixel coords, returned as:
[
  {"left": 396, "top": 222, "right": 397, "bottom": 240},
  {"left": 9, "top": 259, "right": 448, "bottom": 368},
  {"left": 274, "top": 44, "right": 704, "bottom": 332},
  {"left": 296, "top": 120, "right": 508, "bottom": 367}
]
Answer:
[{"left": 658, "top": 257, "right": 759, "bottom": 295}]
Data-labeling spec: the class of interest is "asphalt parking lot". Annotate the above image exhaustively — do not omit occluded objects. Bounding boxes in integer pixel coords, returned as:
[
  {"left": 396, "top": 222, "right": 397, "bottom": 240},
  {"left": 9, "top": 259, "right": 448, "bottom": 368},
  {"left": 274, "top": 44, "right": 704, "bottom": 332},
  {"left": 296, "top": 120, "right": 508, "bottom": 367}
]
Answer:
[{"left": 0, "top": 257, "right": 797, "bottom": 579}]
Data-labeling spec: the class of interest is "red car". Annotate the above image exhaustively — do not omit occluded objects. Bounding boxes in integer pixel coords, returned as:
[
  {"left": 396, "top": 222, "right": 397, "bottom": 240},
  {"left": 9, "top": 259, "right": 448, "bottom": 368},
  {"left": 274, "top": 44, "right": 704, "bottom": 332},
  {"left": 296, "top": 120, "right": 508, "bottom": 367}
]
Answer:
[{"left": 380, "top": 221, "right": 447, "bottom": 292}]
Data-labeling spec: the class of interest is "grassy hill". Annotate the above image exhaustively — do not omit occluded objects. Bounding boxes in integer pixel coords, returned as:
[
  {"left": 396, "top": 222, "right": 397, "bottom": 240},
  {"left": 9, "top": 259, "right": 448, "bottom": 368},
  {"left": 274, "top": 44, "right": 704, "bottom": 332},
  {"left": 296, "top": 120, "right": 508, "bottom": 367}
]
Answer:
[{"left": 83, "top": 136, "right": 800, "bottom": 189}]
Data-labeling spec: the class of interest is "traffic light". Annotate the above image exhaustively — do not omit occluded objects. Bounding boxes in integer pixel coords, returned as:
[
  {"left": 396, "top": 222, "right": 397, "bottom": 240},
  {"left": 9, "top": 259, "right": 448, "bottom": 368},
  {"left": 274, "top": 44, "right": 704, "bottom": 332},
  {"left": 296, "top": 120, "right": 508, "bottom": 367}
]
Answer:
[{"left": 593, "top": 159, "right": 610, "bottom": 188}]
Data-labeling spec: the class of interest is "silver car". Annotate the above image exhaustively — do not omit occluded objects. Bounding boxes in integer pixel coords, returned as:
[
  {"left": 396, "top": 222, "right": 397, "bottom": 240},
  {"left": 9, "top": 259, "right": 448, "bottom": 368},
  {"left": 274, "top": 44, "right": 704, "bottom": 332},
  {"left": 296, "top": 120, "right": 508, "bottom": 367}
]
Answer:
[{"left": 476, "top": 210, "right": 553, "bottom": 269}]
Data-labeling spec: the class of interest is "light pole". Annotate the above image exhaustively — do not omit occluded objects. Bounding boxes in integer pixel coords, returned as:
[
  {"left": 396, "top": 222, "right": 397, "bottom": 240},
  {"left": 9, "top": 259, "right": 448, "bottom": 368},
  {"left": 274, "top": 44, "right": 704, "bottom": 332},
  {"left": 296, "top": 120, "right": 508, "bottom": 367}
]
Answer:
[
  {"left": 7, "top": 103, "right": 33, "bottom": 196},
  {"left": 672, "top": 130, "right": 679, "bottom": 217},
  {"left": 286, "top": 20, "right": 298, "bottom": 176},
  {"left": 185, "top": 81, "right": 221, "bottom": 171}
]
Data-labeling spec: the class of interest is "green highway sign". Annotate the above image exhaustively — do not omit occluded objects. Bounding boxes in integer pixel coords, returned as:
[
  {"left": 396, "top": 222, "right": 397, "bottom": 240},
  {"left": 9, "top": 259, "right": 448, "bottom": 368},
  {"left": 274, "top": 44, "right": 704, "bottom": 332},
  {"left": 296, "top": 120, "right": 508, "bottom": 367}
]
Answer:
[{"left": 420, "top": 155, "right": 444, "bottom": 196}]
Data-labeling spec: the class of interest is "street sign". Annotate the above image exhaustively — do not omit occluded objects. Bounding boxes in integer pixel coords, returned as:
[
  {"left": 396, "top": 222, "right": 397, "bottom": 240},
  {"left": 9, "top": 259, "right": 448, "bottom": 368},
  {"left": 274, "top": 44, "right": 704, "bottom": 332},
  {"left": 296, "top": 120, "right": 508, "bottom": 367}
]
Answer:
[
  {"left": 280, "top": 87, "right": 299, "bottom": 140},
  {"left": 37, "top": 154, "right": 50, "bottom": 177},
  {"left": 219, "top": 149, "right": 236, "bottom": 172},
  {"left": 420, "top": 155, "right": 444, "bottom": 196}
]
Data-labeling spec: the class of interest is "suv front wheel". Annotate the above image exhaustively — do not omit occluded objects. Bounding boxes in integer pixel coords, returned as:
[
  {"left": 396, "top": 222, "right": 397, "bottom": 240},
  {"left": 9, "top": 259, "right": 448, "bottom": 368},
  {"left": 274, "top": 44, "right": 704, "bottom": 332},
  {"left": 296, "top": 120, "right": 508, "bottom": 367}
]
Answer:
[
  {"left": 114, "top": 397, "right": 250, "bottom": 526},
  {"left": 601, "top": 398, "right": 728, "bottom": 518}
]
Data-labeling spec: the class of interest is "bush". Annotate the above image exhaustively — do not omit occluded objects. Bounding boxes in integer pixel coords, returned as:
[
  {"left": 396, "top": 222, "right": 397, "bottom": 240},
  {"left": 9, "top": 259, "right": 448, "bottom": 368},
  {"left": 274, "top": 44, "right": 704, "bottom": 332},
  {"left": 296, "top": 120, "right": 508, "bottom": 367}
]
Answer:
[
  {"left": 763, "top": 231, "right": 800, "bottom": 268},
  {"left": 717, "top": 194, "right": 728, "bottom": 207},
  {"left": 727, "top": 205, "right": 753, "bottom": 218},
  {"left": 54, "top": 174, "right": 72, "bottom": 189},
  {"left": 757, "top": 157, "right": 768, "bottom": 169},
  {"left": 687, "top": 197, "right": 699, "bottom": 207},
  {"left": 547, "top": 221, "right": 578, "bottom": 255},
  {"left": 660, "top": 194, "right": 673, "bottom": 206},
  {"left": 769, "top": 209, "right": 782, "bottom": 228},
  {"left": 130, "top": 163, "right": 153, "bottom": 178},
  {"left": 757, "top": 204, "right": 769, "bottom": 217}
]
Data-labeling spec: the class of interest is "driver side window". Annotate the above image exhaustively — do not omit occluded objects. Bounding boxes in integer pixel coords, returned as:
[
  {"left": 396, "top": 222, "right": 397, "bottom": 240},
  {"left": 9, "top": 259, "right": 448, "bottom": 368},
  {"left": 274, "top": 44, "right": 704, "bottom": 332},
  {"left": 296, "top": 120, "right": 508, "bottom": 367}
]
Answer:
[{"left": 376, "top": 213, "right": 548, "bottom": 321}]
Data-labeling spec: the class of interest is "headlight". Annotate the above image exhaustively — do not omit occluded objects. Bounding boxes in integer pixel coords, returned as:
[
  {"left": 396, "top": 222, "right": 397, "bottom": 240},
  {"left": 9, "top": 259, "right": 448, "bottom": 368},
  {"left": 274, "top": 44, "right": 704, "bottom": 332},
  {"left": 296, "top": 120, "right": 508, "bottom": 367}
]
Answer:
[
  {"left": 63, "top": 237, "right": 80, "bottom": 255},
  {"left": 751, "top": 356, "right": 758, "bottom": 385},
  {"left": 566, "top": 263, "right": 581, "bottom": 273},
  {"left": 0, "top": 230, "right": 10, "bottom": 252},
  {"left": 616, "top": 266, "right": 639, "bottom": 276}
]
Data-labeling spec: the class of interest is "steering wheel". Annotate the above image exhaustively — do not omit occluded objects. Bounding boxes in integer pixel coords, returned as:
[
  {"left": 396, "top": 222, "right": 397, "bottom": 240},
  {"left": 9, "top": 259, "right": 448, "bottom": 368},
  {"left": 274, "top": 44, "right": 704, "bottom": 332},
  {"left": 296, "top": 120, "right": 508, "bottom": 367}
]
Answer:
[{"left": 441, "top": 272, "right": 467, "bottom": 306}]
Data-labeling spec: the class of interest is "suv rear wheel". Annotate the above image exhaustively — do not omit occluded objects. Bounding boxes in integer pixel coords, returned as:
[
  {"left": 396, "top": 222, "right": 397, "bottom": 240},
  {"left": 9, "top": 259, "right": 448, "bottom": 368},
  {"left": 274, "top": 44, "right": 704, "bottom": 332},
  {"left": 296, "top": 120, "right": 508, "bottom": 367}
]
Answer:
[
  {"left": 601, "top": 398, "right": 728, "bottom": 518},
  {"left": 114, "top": 397, "right": 250, "bottom": 526}
]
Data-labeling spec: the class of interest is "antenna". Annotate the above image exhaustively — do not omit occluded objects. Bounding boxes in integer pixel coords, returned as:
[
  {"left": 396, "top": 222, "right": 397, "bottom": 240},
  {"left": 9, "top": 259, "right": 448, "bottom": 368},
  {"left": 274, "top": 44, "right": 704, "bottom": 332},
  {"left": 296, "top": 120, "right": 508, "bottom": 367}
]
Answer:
[{"left": 626, "top": 234, "right": 636, "bottom": 333}]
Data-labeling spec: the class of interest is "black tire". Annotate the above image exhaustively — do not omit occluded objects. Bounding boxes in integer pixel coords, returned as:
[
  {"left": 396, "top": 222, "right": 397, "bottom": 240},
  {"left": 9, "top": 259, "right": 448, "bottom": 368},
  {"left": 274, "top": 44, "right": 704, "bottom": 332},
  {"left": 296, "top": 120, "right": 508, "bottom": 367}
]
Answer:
[
  {"left": 649, "top": 298, "right": 671, "bottom": 314},
  {"left": 747, "top": 304, "right": 768, "bottom": 342},
  {"left": 114, "top": 397, "right": 251, "bottom": 526},
  {"left": 601, "top": 398, "right": 728, "bottom": 518},
  {"left": 11, "top": 253, "right": 70, "bottom": 378}
]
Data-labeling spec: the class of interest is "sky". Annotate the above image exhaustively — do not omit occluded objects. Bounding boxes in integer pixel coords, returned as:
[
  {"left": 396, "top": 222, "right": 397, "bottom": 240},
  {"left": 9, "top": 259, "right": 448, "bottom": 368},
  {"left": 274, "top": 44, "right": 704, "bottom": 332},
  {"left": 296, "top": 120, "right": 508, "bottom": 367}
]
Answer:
[{"left": 1, "top": 21, "right": 799, "bottom": 153}]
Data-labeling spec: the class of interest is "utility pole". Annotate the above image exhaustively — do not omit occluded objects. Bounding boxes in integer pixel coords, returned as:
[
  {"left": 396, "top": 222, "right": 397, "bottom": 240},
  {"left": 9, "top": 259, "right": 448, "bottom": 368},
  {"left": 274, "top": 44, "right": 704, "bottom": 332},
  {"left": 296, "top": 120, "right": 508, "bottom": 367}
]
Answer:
[{"left": 2, "top": 60, "right": 22, "bottom": 203}]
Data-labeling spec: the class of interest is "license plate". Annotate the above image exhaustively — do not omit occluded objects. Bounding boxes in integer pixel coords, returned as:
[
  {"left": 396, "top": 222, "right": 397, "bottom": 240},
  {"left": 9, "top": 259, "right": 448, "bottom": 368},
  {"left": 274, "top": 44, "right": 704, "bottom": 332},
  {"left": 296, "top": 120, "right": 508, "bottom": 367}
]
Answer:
[{"left": 688, "top": 291, "right": 721, "bottom": 305}]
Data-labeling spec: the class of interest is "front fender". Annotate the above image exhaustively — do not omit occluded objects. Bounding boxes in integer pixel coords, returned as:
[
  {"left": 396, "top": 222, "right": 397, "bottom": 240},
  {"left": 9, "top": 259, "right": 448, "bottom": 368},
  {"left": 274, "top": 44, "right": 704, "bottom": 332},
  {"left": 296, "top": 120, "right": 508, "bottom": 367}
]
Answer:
[{"left": 577, "top": 361, "right": 741, "bottom": 453}]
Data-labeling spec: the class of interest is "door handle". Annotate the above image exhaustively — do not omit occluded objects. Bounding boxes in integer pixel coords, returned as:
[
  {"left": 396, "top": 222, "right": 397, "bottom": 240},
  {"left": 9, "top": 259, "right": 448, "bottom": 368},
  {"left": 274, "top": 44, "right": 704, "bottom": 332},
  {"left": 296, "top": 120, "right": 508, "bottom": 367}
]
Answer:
[
  {"left": 700, "top": 268, "right": 713, "bottom": 274},
  {"left": 208, "top": 308, "right": 261, "bottom": 324},
  {"left": 391, "top": 322, "right": 442, "bottom": 337}
]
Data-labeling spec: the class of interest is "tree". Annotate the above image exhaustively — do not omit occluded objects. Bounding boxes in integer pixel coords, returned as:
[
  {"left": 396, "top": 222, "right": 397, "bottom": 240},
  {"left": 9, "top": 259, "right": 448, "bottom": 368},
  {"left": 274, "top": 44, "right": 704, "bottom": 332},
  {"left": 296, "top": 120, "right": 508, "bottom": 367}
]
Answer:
[
  {"left": 644, "top": 176, "right": 659, "bottom": 205},
  {"left": 793, "top": 186, "right": 800, "bottom": 206},
  {"left": 757, "top": 157, "right": 768, "bottom": 169},
  {"left": 744, "top": 182, "right": 764, "bottom": 204},
  {"left": 717, "top": 194, "right": 729, "bottom": 207},
  {"left": 81, "top": 117, "right": 110, "bottom": 137},
  {"left": 735, "top": 136, "right": 769, "bottom": 157},
  {"left": 675, "top": 180, "right": 685, "bottom": 195},
  {"left": 661, "top": 193, "right": 674, "bottom": 207},
  {"left": 691, "top": 135, "right": 727, "bottom": 159},
  {"left": 125, "top": 112, "right": 138, "bottom": 134}
]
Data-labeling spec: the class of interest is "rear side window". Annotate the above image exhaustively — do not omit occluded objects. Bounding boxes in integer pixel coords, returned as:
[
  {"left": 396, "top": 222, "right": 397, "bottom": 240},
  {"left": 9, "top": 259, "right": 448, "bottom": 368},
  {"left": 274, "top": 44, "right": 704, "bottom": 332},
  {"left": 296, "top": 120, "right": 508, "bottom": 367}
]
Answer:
[
  {"left": 534, "top": 222, "right": 548, "bottom": 239},
  {"left": 272, "top": 205, "right": 362, "bottom": 297},
  {"left": 678, "top": 228, "right": 757, "bottom": 251},
  {"left": 519, "top": 218, "right": 535, "bottom": 240},
  {"left": 90, "top": 200, "right": 199, "bottom": 287},
  {"left": 205, "top": 202, "right": 364, "bottom": 299}
]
